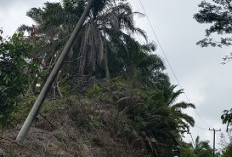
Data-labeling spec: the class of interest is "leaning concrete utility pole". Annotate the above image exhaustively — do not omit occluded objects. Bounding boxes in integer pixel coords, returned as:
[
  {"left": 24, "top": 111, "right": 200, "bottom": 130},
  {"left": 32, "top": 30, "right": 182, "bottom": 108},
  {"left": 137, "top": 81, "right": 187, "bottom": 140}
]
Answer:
[{"left": 16, "top": 0, "right": 95, "bottom": 142}]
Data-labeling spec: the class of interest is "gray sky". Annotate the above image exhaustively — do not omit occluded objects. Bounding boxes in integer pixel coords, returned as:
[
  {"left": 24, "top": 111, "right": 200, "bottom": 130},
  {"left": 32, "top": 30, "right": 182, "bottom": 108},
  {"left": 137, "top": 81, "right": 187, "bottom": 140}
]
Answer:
[
  {"left": 130, "top": 0, "right": 232, "bottom": 150},
  {"left": 1, "top": 0, "right": 232, "bottom": 150}
]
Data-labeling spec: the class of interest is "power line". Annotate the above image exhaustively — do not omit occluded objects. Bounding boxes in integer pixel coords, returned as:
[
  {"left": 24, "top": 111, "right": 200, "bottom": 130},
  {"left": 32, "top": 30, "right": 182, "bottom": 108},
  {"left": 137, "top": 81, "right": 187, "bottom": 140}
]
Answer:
[
  {"left": 195, "top": 110, "right": 211, "bottom": 127},
  {"left": 137, "top": 0, "right": 211, "bottom": 128},
  {"left": 137, "top": 0, "right": 183, "bottom": 90},
  {"left": 195, "top": 125, "right": 208, "bottom": 130}
]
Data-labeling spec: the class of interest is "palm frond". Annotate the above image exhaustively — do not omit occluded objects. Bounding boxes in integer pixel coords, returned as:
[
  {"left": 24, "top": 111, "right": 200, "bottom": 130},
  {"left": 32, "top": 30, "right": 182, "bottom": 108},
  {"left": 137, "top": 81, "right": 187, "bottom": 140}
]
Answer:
[
  {"left": 172, "top": 102, "right": 196, "bottom": 110},
  {"left": 180, "top": 113, "right": 195, "bottom": 127}
]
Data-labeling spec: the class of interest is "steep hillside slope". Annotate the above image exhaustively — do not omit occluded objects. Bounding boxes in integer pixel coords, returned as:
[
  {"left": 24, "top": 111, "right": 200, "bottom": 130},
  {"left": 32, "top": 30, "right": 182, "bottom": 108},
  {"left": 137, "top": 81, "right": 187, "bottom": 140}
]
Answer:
[{"left": 0, "top": 94, "right": 150, "bottom": 157}]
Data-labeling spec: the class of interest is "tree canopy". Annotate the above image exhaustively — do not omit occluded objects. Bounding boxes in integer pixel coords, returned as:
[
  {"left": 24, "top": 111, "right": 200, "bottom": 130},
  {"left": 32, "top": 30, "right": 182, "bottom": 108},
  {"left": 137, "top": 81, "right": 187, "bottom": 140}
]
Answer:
[
  {"left": 0, "top": 0, "right": 198, "bottom": 156},
  {"left": 194, "top": 0, "right": 232, "bottom": 62}
]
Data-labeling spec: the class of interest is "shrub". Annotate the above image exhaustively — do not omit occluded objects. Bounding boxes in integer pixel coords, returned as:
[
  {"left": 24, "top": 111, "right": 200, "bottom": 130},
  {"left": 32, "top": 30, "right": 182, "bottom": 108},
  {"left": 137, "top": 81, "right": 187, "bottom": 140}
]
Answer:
[{"left": 0, "top": 31, "right": 36, "bottom": 128}]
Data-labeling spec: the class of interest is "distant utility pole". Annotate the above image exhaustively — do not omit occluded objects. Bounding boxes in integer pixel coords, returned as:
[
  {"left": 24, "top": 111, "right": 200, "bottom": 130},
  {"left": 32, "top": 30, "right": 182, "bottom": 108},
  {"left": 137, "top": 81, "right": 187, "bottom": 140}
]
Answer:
[{"left": 209, "top": 128, "right": 221, "bottom": 157}]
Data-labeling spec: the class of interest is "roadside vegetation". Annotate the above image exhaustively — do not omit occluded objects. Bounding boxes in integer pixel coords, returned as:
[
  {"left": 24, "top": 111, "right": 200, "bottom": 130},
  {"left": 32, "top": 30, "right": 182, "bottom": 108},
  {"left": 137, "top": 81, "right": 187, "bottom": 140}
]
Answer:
[{"left": 0, "top": 0, "right": 232, "bottom": 156}]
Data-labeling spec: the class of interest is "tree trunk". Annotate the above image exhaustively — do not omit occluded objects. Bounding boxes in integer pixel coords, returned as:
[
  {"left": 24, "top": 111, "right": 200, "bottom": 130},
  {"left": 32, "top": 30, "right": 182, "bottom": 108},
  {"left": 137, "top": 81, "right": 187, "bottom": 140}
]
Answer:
[{"left": 16, "top": 0, "right": 95, "bottom": 142}]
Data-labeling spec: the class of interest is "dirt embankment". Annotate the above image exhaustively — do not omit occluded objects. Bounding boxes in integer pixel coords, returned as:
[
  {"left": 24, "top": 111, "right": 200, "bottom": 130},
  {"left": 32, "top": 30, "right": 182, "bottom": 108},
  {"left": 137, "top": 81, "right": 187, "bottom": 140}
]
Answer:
[{"left": 0, "top": 96, "right": 149, "bottom": 157}]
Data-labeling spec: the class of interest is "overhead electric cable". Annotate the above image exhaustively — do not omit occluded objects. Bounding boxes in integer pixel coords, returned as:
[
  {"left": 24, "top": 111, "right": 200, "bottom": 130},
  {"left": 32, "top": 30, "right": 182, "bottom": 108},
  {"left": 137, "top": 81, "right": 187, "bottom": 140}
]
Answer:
[
  {"left": 194, "top": 110, "right": 211, "bottom": 127},
  {"left": 137, "top": 0, "right": 211, "bottom": 128},
  {"left": 137, "top": 0, "right": 183, "bottom": 90},
  {"left": 195, "top": 125, "right": 208, "bottom": 130}
]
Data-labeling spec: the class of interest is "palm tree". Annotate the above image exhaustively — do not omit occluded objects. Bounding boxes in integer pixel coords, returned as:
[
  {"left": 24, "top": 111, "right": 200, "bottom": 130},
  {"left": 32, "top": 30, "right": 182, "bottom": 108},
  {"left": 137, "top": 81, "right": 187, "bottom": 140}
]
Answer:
[
  {"left": 162, "top": 84, "right": 195, "bottom": 133},
  {"left": 122, "top": 82, "right": 196, "bottom": 156},
  {"left": 142, "top": 83, "right": 195, "bottom": 156},
  {"left": 19, "top": 0, "right": 149, "bottom": 81}
]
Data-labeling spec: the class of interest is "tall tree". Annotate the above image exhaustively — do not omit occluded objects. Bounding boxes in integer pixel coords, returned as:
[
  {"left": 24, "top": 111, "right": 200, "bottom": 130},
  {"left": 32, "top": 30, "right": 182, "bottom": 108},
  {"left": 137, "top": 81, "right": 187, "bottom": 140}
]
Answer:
[
  {"left": 19, "top": 0, "right": 149, "bottom": 82},
  {"left": 194, "top": 0, "right": 232, "bottom": 62}
]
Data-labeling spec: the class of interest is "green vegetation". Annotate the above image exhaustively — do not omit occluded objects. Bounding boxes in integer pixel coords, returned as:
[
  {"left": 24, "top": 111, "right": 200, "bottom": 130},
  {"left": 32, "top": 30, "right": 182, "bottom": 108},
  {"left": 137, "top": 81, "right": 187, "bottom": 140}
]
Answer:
[
  {"left": 181, "top": 136, "right": 220, "bottom": 157},
  {"left": 0, "top": 0, "right": 231, "bottom": 156},
  {"left": 222, "top": 144, "right": 232, "bottom": 157},
  {"left": 194, "top": 0, "right": 232, "bottom": 50},
  {"left": 0, "top": 30, "right": 37, "bottom": 127}
]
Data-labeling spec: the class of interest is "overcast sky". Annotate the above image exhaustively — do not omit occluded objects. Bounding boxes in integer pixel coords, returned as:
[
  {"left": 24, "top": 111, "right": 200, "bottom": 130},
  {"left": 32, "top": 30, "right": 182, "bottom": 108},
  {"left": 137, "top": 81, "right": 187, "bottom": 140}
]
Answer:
[{"left": 1, "top": 0, "right": 232, "bottom": 151}]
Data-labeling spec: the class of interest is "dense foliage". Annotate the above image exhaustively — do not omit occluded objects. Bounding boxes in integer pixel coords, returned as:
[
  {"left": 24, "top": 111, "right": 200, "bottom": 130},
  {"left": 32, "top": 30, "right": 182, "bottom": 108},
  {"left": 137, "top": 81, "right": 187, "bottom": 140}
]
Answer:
[
  {"left": 0, "top": 30, "right": 37, "bottom": 127},
  {"left": 84, "top": 78, "right": 195, "bottom": 156},
  {"left": 0, "top": 0, "right": 199, "bottom": 156},
  {"left": 181, "top": 136, "right": 219, "bottom": 157},
  {"left": 222, "top": 144, "right": 232, "bottom": 157}
]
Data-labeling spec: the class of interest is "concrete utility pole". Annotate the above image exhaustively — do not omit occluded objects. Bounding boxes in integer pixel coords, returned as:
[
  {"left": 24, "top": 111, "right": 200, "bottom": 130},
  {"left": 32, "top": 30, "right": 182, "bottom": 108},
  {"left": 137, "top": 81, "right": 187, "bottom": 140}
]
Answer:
[
  {"left": 209, "top": 128, "right": 221, "bottom": 157},
  {"left": 16, "top": 0, "right": 95, "bottom": 142}
]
